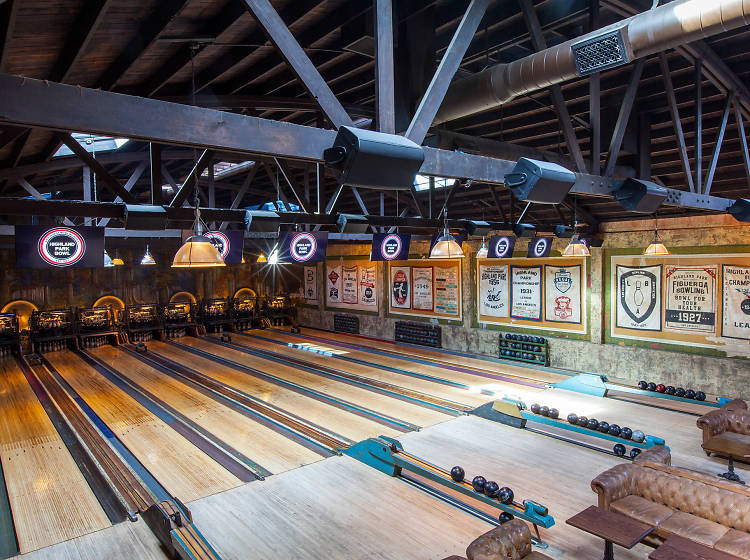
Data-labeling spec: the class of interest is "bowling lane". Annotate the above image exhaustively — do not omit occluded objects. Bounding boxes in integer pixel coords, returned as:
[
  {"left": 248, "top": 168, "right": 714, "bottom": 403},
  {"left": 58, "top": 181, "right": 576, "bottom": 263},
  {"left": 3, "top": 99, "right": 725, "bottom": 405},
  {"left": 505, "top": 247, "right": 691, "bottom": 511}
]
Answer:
[
  {"left": 46, "top": 351, "right": 242, "bottom": 502},
  {"left": 147, "top": 341, "right": 403, "bottom": 443},
  {"left": 0, "top": 358, "right": 110, "bottom": 553},
  {"left": 259, "top": 328, "right": 566, "bottom": 384},
  {"left": 90, "top": 346, "right": 322, "bottom": 475},
  {"left": 214, "top": 334, "right": 493, "bottom": 409}
]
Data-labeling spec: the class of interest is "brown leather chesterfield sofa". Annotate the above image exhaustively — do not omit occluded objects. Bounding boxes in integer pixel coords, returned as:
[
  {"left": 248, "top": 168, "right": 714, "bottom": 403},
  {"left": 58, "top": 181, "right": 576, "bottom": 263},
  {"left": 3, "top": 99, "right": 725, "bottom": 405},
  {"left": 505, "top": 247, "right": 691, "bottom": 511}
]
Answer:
[
  {"left": 441, "top": 519, "right": 553, "bottom": 560},
  {"left": 697, "top": 400, "right": 750, "bottom": 461},
  {"left": 591, "top": 446, "right": 750, "bottom": 558}
]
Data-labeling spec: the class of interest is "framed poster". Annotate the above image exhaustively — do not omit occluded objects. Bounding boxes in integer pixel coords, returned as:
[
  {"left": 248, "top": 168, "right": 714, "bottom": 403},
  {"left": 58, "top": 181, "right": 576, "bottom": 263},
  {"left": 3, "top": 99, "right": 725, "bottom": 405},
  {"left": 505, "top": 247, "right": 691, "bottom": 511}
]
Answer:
[
  {"left": 391, "top": 266, "right": 411, "bottom": 309},
  {"left": 615, "top": 264, "right": 662, "bottom": 331},
  {"left": 478, "top": 264, "right": 510, "bottom": 318},
  {"left": 326, "top": 263, "right": 342, "bottom": 304},
  {"left": 359, "top": 265, "right": 377, "bottom": 307},
  {"left": 510, "top": 266, "right": 542, "bottom": 320},
  {"left": 342, "top": 266, "right": 358, "bottom": 304},
  {"left": 412, "top": 267, "right": 434, "bottom": 311},
  {"left": 722, "top": 265, "right": 750, "bottom": 340},
  {"left": 664, "top": 265, "right": 717, "bottom": 333},
  {"left": 435, "top": 266, "right": 459, "bottom": 315},
  {"left": 545, "top": 264, "right": 582, "bottom": 324},
  {"left": 303, "top": 266, "right": 317, "bottom": 301}
]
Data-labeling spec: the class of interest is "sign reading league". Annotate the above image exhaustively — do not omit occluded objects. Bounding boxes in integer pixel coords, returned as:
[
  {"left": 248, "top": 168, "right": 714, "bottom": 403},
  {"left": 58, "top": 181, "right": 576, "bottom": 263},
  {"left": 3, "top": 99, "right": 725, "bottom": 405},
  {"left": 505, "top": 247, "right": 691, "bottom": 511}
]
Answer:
[
  {"left": 16, "top": 225, "right": 105, "bottom": 268},
  {"left": 204, "top": 231, "right": 244, "bottom": 265},
  {"left": 487, "top": 235, "right": 516, "bottom": 259},
  {"left": 278, "top": 232, "right": 328, "bottom": 263},
  {"left": 371, "top": 233, "right": 411, "bottom": 261}
]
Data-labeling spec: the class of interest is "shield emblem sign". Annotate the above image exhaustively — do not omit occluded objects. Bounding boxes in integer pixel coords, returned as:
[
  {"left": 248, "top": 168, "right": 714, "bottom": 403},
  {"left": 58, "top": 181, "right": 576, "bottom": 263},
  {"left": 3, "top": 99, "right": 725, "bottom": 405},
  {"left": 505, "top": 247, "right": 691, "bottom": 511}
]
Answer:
[{"left": 620, "top": 269, "right": 657, "bottom": 324}]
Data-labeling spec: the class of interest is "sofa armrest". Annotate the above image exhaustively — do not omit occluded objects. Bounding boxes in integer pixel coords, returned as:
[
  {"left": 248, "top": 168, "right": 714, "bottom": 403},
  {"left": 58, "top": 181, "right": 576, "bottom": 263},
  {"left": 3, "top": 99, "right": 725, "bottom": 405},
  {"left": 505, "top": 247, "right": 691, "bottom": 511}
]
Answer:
[
  {"left": 722, "top": 399, "right": 747, "bottom": 412},
  {"left": 634, "top": 445, "right": 671, "bottom": 466},
  {"left": 591, "top": 464, "right": 634, "bottom": 510},
  {"left": 466, "top": 520, "right": 531, "bottom": 560},
  {"left": 697, "top": 409, "right": 730, "bottom": 444}
]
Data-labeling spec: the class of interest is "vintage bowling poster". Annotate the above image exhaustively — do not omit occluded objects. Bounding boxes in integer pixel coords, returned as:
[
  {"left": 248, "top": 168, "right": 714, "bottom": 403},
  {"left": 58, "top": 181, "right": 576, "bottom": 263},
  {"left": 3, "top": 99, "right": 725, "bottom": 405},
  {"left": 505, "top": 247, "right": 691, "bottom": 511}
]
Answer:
[
  {"left": 510, "top": 266, "right": 542, "bottom": 320},
  {"left": 390, "top": 266, "right": 411, "bottom": 309},
  {"left": 326, "top": 263, "right": 342, "bottom": 304},
  {"left": 359, "top": 266, "right": 377, "bottom": 307},
  {"left": 435, "top": 266, "right": 459, "bottom": 315},
  {"left": 664, "top": 265, "right": 716, "bottom": 333},
  {"left": 412, "top": 267, "right": 434, "bottom": 311},
  {"left": 342, "top": 266, "right": 358, "bottom": 304},
  {"left": 478, "top": 264, "right": 509, "bottom": 318},
  {"left": 616, "top": 264, "right": 662, "bottom": 331},
  {"left": 544, "top": 264, "right": 581, "bottom": 324},
  {"left": 303, "top": 266, "right": 317, "bottom": 301},
  {"left": 722, "top": 265, "right": 750, "bottom": 340}
]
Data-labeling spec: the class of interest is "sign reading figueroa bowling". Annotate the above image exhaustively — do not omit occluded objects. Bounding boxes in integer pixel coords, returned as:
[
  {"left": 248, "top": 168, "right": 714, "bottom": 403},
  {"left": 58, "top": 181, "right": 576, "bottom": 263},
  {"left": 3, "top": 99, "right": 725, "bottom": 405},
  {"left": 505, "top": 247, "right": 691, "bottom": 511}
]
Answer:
[
  {"left": 722, "top": 265, "right": 750, "bottom": 340},
  {"left": 371, "top": 233, "right": 411, "bottom": 261},
  {"left": 664, "top": 265, "right": 717, "bottom": 333},
  {"left": 16, "top": 225, "right": 105, "bottom": 269},
  {"left": 279, "top": 231, "right": 328, "bottom": 263}
]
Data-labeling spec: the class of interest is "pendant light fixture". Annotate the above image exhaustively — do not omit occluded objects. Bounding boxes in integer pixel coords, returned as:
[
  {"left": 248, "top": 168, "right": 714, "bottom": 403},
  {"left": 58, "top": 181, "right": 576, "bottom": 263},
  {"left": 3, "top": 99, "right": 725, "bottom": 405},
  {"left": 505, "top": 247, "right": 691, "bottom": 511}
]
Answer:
[
  {"left": 562, "top": 196, "right": 590, "bottom": 257},
  {"left": 112, "top": 249, "right": 124, "bottom": 266},
  {"left": 476, "top": 236, "right": 488, "bottom": 258},
  {"left": 429, "top": 184, "right": 465, "bottom": 259},
  {"left": 104, "top": 249, "right": 115, "bottom": 267},
  {"left": 257, "top": 253, "right": 267, "bottom": 263},
  {"left": 644, "top": 216, "right": 669, "bottom": 256},
  {"left": 140, "top": 244, "right": 156, "bottom": 265}
]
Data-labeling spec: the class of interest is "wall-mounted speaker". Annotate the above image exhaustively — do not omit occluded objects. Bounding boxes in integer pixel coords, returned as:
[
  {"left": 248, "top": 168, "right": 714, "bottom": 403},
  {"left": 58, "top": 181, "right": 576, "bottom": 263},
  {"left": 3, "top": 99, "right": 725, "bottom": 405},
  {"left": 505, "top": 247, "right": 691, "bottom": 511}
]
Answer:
[
  {"left": 728, "top": 198, "right": 750, "bottom": 222},
  {"left": 244, "top": 210, "right": 280, "bottom": 232},
  {"left": 554, "top": 225, "right": 574, "bottom": 238},
  {"left": 124, "top": 205, "right": 167, "bottom": 230},
  {"left": 513, "top": 223, "right": 536, "bottom": 238},
  {"left": 613, "top": 178, "right": 668, "bottom": 213},
  {"left": 337, "top": 213, "right": 370, "bottom": 233},
  {"left": 505, "top": 158, "right": 576, "bottom": 204},
  {"left": 464, "top": 220, "right": 491, "bottom": 237}
]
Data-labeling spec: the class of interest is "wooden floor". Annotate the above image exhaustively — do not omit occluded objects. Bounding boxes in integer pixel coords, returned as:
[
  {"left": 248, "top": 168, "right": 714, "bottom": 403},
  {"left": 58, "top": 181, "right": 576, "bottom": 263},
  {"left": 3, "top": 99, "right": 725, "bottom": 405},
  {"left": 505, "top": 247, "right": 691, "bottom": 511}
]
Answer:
[
  {"left": 46, "top": 351, "right": 243, "bottom": 503},
  {"left": 0, "top": 358, "right": 110, "bottom": 554}
]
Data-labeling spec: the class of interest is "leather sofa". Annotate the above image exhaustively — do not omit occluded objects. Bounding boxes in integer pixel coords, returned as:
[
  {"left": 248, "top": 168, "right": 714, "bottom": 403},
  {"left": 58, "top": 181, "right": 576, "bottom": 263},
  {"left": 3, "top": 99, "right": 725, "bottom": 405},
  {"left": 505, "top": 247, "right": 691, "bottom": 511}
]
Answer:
[
  {"left": 697, "top": 400, "right": 750, "bottom": 462},
  {"left": 441, "top": 519, "right": 553, "bottom": 560},
  {"left": 591, "top": 447, "right": 750, "bottom": 559}
]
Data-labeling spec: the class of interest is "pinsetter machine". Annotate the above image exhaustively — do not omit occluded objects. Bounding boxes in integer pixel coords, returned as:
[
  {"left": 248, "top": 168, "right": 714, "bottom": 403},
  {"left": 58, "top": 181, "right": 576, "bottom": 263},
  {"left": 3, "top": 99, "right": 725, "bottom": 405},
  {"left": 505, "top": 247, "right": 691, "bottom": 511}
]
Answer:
[
  {"left": 0, "top": 312, "right": 20, "bottom": 357},
  {"left": 30, "top": 307, "right": 77, "bottom": 353},
  {"left": 199, "top": 298, "right": 233, "bottom": 334},
  {"left": 162, "top": 301, "right": 198, "bottom": 339},
  {"left": 123, "top": 303, "right": 163, "bottom": 343},
  {"left": 232, "top": 296, "right": 257, "bottom": 331},
  {"left": 77, "top": 305, "right": 121, "bottom": 349}
]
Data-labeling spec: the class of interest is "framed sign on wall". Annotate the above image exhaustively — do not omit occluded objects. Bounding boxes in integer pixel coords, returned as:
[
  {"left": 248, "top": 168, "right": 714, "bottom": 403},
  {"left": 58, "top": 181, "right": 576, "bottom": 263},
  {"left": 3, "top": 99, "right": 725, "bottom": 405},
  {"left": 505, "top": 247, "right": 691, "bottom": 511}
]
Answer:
[{"left": 387, "top": 259, "right": 462, "bottom": 321}]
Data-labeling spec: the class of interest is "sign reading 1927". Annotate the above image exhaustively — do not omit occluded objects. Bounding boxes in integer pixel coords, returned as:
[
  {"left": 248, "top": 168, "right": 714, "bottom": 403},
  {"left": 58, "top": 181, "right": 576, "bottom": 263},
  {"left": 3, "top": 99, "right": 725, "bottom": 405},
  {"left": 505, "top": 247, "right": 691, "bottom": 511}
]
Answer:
[{"left": 664, "top": 266, "right": 716, "bottom": 333}]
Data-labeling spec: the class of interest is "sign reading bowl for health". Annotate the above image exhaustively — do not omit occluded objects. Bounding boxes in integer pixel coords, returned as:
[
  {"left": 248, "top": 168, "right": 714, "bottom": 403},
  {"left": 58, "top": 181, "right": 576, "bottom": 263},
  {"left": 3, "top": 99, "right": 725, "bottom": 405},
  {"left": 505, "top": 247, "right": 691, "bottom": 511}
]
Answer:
[
  {"left": 370, "top": 233, "right": 411, "bottom": 261},
  {"left": 203, "top": 231, "right": 244, "bottom": 265},
  {"left": 15, "top": 225, "right": 105, "bottom": 268},
  {"left": 487, "top": 235, "right": 516, "bottom": 258},
  {"left": 278, "top": 232, "right": 328, "bottom": 263}
]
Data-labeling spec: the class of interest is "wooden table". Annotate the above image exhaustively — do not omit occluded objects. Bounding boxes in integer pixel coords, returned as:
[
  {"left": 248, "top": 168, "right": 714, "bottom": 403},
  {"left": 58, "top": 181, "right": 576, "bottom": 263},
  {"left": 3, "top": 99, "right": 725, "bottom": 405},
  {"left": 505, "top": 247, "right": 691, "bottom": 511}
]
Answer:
[
  {"left": 566, "top": 505, "right": 653, "bottom": 560},
  {"left": 702, "top": 435, "right": 750, "bottom": 484},
  {"left": 650, "top": 535, "right": 743, "bottom": 560}
]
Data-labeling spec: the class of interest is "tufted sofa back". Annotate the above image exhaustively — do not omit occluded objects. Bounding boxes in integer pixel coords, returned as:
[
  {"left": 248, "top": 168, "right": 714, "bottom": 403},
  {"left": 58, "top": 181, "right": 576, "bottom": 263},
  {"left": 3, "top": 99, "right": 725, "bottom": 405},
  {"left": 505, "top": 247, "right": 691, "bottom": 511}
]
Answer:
[{"left": 728, "top": 411, "right": 750, "bottom": 436}]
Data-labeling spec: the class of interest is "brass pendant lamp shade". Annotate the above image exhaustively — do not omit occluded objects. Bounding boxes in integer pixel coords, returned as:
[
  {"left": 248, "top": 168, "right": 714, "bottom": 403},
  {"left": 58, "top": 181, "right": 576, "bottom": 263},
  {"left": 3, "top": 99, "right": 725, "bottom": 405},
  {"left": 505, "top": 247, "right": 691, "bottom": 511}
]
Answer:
[
  {"left": 172, "top": 234, "right": 226, "bottom": 268},
  {"left": 430, "top": 228, "right": 465, "bottom": 259},
  {"left": 562, "top": 233, "right": 590, "bottom": 257}
]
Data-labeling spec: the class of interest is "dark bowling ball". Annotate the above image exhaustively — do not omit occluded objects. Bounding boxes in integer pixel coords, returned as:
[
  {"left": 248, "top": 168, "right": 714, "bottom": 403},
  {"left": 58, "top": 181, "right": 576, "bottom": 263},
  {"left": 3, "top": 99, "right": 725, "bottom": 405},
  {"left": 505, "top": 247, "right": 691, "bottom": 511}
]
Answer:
[
  {"left": 548, "top": 408, "right": 559, "bottom": 419},
  {"left": 630, "top": 448, "right": 642, "bottom": 459},
  {"left": 675, "top": 387, "right": 686, "bottom": 397},
  {"left": 497, "top": 487, "right": 514, "bottom": 504},
  {"left": 530, "top": 403, "right": 541, "bottom": 414},
  {"left": 598, "top": 421, "right": 610, "bottom": 434},
  {"left": 638, "top": 380, "right": 648, "bottom": 390},
  {"left": 665, "top": 386, "right": 676, "bottom": 395},
  {"left": 505, "top": 333, "right": 512, "bottom": 339},
  {"left": 450, "top": 466, "right": 465, "bottom": 483},
  {"left": 577, "top": 416, "right": 589, "bottom": 427},
  {"left": 484, "top": 481, "right": 500, "bottom": 498},
  {"left": 647, "top": 382, "right": 657, "bottom": 392},
  {"left": 613, "top": 444, "right": 626, "bottom": 457},
  {"left": 499, "top": 512, "right": 515, "bottom": 524},
  {"left": 621, "top": 427, "right": 633, "bottom": 440},
  {"left": 656, "top": 384, "right": 666, "bottom": 393},
  {"left": 567, "top": 413, "right": 578, "bottom": 425},
  {"left": 587, "top": 418, "right": 599, "bottom": 430},
  {"left": 540, "top": 406, "right": 550, "bottom": 417},
  {"left": 472, "top": 476, "right": 487, "bottom": 493},
  {"left": 696, "top": 391, "right": 706, "bottom": 401},
  {"left": 685, "top": 389, "right": 696, "bottom": 399},
  {"left": 608, "top": 424, "right": 621, "bottom": 437}
]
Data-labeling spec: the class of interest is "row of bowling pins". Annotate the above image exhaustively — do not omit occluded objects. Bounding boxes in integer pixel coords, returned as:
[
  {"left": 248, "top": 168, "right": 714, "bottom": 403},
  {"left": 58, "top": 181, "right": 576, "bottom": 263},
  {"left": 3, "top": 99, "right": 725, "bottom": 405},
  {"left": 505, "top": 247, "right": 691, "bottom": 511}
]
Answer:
[
  {"left": 39, "top": 340, "right": 66, "bottom": 353},
  {"left": 270, "top": 318, "right": 286, "bottom": 326},
  {"left": 209, "top": 325, "right": 225, "bottom": 334},
  {"left": 82, "top": 336, "right": 108, "bottom": 348},
  {"left": 0, "top": 345, "right": 13, "bottom": 357},
  {"left": 165, "top": 328, "right": 186, "bottom": 339},
  {"left": 131, "top": 332, "right": 153, "bottom": 343},
  {"left": 236, "top": 321, "right": 252, "bottom": 331}
]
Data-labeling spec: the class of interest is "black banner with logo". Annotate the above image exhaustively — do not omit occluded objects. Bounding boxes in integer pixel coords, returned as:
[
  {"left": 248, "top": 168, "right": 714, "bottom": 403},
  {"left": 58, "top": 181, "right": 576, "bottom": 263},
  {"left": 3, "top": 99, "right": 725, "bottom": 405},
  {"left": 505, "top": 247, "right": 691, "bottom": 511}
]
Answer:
[
  {"left": 527, "top": 237, "right": 552, "bottom": 258},
  {"left": 204, "top": 231, "right": 244, "bottom": 265},
  {"left": 16, "top": 225, "right": 105, "bottom": 268},
  {"left": 278, "top": 231, "right": 328, "bottom": 263},
  {"left": 370, "top": 233, "right": 411, "bottom": 261},
  {"left": 487, "top": 235, "right": 516, "bottom": 258}
]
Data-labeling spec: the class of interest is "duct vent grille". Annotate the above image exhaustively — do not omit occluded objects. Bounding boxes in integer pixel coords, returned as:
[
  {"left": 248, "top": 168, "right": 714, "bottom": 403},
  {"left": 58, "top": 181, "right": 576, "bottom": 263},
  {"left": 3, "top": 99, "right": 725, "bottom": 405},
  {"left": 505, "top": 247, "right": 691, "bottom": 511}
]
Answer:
[{"left": 571, "top": 29, "right": 629, "bottom": 76}]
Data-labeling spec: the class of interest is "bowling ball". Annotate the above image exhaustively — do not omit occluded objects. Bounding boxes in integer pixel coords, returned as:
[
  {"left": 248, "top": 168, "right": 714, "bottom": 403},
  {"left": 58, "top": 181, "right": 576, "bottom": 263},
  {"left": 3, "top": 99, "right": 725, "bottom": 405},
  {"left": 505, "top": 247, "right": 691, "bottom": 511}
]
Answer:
[
  {"left": 450, "top": 466, "right": 465, "bottom": 483},
  {"left": 484, "top": 481, "right": 500, "bottom": 498},
  {"left": 530, "top": 403, "right": 541, "bottom": 414},
  {"left": 587, "top": 418, "right": 599, "bottom": 430},
  {"left": 665, "top": 386, "right": 676, "bottom": 395},
  {"left": 497, "top": 487, "right": 514, "bottom": 504},
  {"left": 577, "top": 416, "right": 589, "bottom": 427},
  {"left": 613, "top": 444, "right": 626, "bottom": 457},
  {"left": 631, "top": 430, "right": 645, "bottom": 443},
  {"left": 638, "top": 380, "right": 648, "bottom": 390},
  {"left": 621, "top": 427, "right": 633, "bottom": 440},
  {"left": 540, "top": 406, "right": 550, "bottom": 417},
  {"left": 548, "top": 408, "right": 559, "bottom": 419},
  {"left": 685, "top": 389, "right": 696, "bottom": 399},
  {"left": 656, "top": 384, "right": 666, "bottom": 393},
  {"left": 608, "top": 424, "right": 621, "bottom": 437},
  {"left": 630, "top": 448, "right": 642, "bottom": 459},
  {"left": 598, "top": 421, "right": 610, "bottom": 434},
  {"left": 505, "top": 333, "right": 512, "bottom": 339},
  {"left": 675, "top": 387, "right": 686, "bottom": 397},
  {"left": 696, "top": 391, "right": 706, "bottom": 401},
  {"left": 499, "top": 512, "right": 514, "bottom": 524},
  {"left": 567, "top": 413, "right": 578, "bottom": 425},
  {"left": 472, "top": 476, "right": 487, "bottom": 493},
  {"left": 647, "top": 382, "right": 657, "bottom": 392}
]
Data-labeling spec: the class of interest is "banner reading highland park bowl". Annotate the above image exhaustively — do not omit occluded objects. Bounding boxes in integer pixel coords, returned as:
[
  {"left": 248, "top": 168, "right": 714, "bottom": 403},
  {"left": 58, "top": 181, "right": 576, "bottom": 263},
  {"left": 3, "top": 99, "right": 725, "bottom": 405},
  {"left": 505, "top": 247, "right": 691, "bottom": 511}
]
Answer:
[
  {"left": 278, "top": 231, "right": 328, "bottom": 263},
  {"left": 370, "top": 233, "right": 411, "bottom": 261},
  {"left": 412, "top": 267, "right": 434, "bottom": 311},
  {"left": 479, "top": 264, "right": 510, "bottom": 318},
  {"left": 203, "top": 230, "right": 244, "bottom": 265},
  {"left": 664, "top": 265, "right": 717, "bottom": 333},
  {"left": 359, "top": 265, "right": 377, "bottom": 307},
  {"left": 435, "top": 266, "right": 459, "bottom": 315},
  {"left": 511, "top": 266, "right": 542, "bottom": 320},
  {"left": 391, "top": 266, "right": 411, "bottom": 309},
  {"left": 722, "top": 265, "right": 750, "bottom": 340},
  {"left": 16, "top": 225, "right": 105, "bottom": 268},
  {"left": 303, "top": 266, "right": 317, "bottom": 301},
  {"left": 545, "top": 265, "right": 581, "bottom": 324},
  {"left": 342, "top": 266, "right": 358, "bottom": 304},
  {"left": 616, "top": 264, "right": 662, "bottom": 331},
  {"left": 326, "top": 263, "right": 342, "bottom": 304},
  {"left": 487, "top": 235, "right": 516, "bottom": 259}
]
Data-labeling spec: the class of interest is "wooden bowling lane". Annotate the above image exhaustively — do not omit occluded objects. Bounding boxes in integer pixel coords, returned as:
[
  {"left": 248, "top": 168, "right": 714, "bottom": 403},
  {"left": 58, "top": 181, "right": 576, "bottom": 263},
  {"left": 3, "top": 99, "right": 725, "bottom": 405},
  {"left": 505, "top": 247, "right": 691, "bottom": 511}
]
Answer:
[
  {"left": 0, "top": 358, "right": 110, "bottom": 553},
  {"left": 215, "top": 334, "right": 493, "bottom": 409},
  {"left": 177, "top": 337, "right": 451, "bottom": 428},
  {"left": 187, "top": 455, "right": 490, "bottom": 560},
  {"left": 89, "top": 346, "right": 323, "bottom": 475},
  {"left": 45, "top": 351, "right": 242, "bottom": 503},
  {"left": 146, "top": 341, "right": 403, "bottom": 443},
  {"left": 266, "top": 327, "right": 568, "bottom": 385}
]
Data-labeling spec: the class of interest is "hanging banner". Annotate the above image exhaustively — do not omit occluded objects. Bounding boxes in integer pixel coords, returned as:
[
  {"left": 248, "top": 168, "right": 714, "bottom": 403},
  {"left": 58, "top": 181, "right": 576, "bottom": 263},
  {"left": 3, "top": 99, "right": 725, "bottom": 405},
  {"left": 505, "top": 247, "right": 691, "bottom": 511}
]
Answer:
[
  {"left": 359, "top": 266, "right": 377, "bottom": 307},
  {"left": 435, "top": 266, "right": 460, "bottom": 315},
  {"left": 616, "top": 264, "right": 662, "bottom": 331},
  {"left": 664, "top": 265, "right": 717, "bottom": 333},
  {"left": 527, "top": 237, "right": 552, "bottom": 258},
  {"left": 303, "top": 266, "right": 317, "bottom": 301},
  {"left": 545, "top": 264, "right": 582, "bottom": 323},
  {"left": 278, "top": 231, "right": 328, "bottom": 263},
  {"left": 204, "top": 230, "right": 244, "bottom": 264},
  {"left": 412, "top": 267, "right": 434, "bottom": 311},
  {"left": 16, "top": 225, "right": 105, "bottom": 268},
  {"left": 479, "top": 264, "right": 510, "bottom": 318},
  {"left": 391, "top": 266, "right": 411, "bottom": 309},
  {"left": 326, "top": 263, "right": 342, "bottom": 304},
  {"left": 722, "top": 265, "right": 750, "bottom": 340},
  {"left": 370, "top": 233, "right": 411, "bottom": 261},
  {"left": 342, "top": 266, "right": 358, "bottom": 304},
  {"left": 487, "top": 235, "right": 516, "bottom": 259},
  {"left": 511, "top": 266, "right": 542, "bottom": 320}
]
